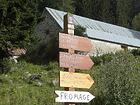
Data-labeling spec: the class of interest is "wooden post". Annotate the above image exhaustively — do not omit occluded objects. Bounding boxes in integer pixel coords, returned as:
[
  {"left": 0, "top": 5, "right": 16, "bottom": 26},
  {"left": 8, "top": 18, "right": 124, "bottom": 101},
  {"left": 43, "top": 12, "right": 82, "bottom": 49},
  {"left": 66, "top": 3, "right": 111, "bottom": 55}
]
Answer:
[
  {"left": 57, "top": 13, "right": 94, "bottom": 104},
  {"left": 121, "top": 45, "right": 128, "bottom": 52},
  {"left": 64, "top": 14, "right": 75, "bottom": 105}
]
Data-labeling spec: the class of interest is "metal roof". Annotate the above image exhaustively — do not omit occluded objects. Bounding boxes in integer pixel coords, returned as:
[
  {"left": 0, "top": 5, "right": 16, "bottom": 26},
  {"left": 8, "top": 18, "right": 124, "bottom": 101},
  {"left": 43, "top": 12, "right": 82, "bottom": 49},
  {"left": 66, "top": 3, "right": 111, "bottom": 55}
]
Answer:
[{"left": 45, "top": 7, "right": 140, "bottom": 48}]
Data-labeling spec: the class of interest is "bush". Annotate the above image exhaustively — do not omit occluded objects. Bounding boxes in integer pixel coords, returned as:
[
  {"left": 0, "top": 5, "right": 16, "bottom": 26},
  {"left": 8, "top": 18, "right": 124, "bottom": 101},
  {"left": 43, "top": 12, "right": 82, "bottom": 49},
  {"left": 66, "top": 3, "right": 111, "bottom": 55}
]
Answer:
[
  {"left": 89, "top": 52, "right": 140, "bottom": 105},
  {"left": 25, "top": 36, "right": 58, "bottom": 64},
  {"left": 131, "top": 49, "right": 140, "bottom": 56},
  {"left": 1, "top": 52, "right": 140, "bottom": 105},
  {"left": 91, "top": 53, "right": 113, "bottom": 66},
  {"left": 74, "top": 25, "right": 86, "bottom": 37},
  {"left": 0, "top": 58, "right": 15, "bottom": 74}
]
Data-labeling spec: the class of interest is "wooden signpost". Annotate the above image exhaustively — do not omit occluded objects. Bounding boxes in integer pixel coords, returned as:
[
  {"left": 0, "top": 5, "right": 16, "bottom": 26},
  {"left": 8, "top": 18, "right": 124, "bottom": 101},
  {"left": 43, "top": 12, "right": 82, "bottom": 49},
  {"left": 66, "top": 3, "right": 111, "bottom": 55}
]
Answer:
[
  {"left": 59, "top": 52, "right": 94, "bottom": 70},
  {"left": 55, "top": 90, "right": 95, "bottom": 103},
  {"left": 60, "top": 71, "right": 94, "bottom": 89},
  {"left": 56, "top": 14, "right": 95, "bottom": 105},
  {"left": 59, "top": 33, "right": 92, "bottom": 52}
]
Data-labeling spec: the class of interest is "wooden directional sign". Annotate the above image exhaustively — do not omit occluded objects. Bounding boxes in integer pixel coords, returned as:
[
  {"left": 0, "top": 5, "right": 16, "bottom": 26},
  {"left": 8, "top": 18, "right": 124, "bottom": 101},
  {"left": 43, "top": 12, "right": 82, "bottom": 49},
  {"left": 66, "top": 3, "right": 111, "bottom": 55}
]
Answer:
[
  {"left": 59, "top": 52, "right": 94, "bottom": 70},
  {"left": 60, "top": 71, "right": 94, "bottom": 89},
  {"left": 59, "top": 33, "right": 92, "bottom": 52},
  {"left": 55, "top": 90, "right": 95, "bottom": 103}
]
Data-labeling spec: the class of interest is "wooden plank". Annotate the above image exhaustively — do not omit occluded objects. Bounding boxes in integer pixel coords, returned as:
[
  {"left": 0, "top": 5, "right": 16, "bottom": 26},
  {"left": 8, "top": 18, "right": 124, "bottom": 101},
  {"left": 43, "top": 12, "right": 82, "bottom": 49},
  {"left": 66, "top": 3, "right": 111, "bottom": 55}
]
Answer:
[
  {"left": 55, "top": 90, "right": 95, "bottom": 103},
  {"left": 60, "top": 71, "right": 94, "bottom": 89},
  {"left": 59, "top": 52, "right": 94, "bottom": 70},
  {"left": 59, "top": 33, "right": 92, "bottom": 52}
]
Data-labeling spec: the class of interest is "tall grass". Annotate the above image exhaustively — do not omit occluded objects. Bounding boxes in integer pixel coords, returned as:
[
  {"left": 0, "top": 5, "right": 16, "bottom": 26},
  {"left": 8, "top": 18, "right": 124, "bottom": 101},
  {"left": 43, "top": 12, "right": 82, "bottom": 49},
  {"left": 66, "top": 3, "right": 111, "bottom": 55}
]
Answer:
[
  {"left": 0, "top": 52, "right": 140, "bottom": 105},
  {"left": 0, "top": 60, "right": 61, "bottom": 105}
]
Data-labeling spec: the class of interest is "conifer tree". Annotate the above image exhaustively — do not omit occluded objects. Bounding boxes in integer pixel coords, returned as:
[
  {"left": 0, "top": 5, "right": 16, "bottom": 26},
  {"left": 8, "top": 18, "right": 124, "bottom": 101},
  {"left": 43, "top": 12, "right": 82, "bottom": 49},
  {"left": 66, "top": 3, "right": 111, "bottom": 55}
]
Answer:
[
  {"left": 132, "top": 13, "right": 140, "bottom": 31},
  {"left": 38, "top": 0, "right": 74, "bottom": 13},
  {"left": 91, "top": 0, "right": 102, "bottom": 20},
  {"left": 99, "top": 0, "right": 117, "bottom": 24},
  {"left": 74, "top": 0, "right": 92, "bottom": 18},
  {"left": 0, "top": 0, "right": 40, "bottom": 50},
  {"left": 116, "top": 0, "right": 134, "bottom": 27}
]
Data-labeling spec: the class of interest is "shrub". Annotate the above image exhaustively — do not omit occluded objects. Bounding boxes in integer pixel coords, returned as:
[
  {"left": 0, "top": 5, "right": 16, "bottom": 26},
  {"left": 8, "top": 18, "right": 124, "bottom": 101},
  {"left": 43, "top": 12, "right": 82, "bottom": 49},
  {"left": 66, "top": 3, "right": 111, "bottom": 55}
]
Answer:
[
  {"left": 131, "top": 48, "right": 140, "bottom": 56},
  {"left": 91, "top": 53, "right": 114, "bottom": 66},
  {"left": 25, "top": 36, "right": 58, "bottom": 64},
  {"left": 74, "top": 25, "right": 86, "bottom": 37},
  {"left": 89, "top": 52, "right": 140, "bottom": 105},
  {"left": 0, "top": 58, "right": 15, "bottom": 74}
]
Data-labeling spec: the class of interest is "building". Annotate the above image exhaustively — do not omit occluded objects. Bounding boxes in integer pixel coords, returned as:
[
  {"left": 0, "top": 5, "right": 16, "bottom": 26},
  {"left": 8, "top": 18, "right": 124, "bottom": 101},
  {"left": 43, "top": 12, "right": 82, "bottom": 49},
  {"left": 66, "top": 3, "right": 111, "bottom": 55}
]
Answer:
[{"left": 35, "top": 7, "right": 140, "bottom": 56}]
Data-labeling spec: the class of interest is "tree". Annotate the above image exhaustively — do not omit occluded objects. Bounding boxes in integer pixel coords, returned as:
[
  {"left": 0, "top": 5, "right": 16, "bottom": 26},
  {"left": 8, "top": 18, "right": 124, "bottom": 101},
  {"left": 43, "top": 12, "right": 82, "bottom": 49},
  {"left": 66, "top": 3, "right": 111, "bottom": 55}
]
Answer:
[
  {"left": 74, "top": 0, "right": 92, "bottom": 18},
  {"left": 0, "top": 0, "right": 40, "bottom": 57},
  {"left": 74, "top": 25, "right": 86, "bottom": 37},
  {"left": 116, "top": 0, "right": 135, "bottom": 28},
  {"left": 38, "top": 0, "right": 74, "bottom": 13},
  {"left": 134, "top": 0, "right": 140, "bottom": 15},
  {"left": 99, "top": 0, "right": 117, "bottom": 24},
  {"left": 132, "top": 13, "right": 140, "bottom": 31},
  {"left": 60, "top": 0, "right": 74, "bottom": 13}
]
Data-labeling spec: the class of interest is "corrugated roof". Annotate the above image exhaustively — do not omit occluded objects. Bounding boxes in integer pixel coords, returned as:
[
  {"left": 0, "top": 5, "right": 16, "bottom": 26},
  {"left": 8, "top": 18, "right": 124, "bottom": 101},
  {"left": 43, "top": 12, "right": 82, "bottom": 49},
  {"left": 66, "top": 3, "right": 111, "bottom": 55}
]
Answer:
[{"left": 45, "top": 7, "right": 140, "bottom": 48}]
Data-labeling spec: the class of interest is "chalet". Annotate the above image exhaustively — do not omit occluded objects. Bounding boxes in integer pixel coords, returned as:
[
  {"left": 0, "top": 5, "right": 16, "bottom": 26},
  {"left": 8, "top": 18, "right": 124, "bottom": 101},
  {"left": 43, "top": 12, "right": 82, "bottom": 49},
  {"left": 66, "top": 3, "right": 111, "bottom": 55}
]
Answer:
[{"left": 35, "top": 7, "right": 140, "bottom": 56}]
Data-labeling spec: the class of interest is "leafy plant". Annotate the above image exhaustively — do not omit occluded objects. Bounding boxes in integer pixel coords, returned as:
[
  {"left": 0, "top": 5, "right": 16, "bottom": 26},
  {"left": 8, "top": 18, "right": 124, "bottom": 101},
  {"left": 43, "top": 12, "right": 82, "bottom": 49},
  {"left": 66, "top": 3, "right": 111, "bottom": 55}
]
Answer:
[
  {"left": 74, "top": 25, "right": 86, "bottom": 37},
  {"left": 90, "top": 52, "right": 140, "bottom": 105}
]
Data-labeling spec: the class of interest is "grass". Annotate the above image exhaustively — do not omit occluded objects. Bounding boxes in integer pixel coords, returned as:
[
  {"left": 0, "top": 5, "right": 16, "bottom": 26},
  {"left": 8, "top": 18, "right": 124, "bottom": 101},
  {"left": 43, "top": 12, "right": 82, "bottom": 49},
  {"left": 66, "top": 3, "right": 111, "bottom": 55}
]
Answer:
[
  {"left": 0, "top": 60, "right": 61, "bottom": 105},
  {"left": 0, "top": 52, "right": 140, "bottom": 105}
]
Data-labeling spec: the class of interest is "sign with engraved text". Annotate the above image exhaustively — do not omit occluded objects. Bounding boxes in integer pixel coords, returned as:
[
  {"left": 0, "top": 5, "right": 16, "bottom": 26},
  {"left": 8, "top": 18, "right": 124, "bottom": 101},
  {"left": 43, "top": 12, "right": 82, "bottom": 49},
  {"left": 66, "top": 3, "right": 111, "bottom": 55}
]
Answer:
[
  {"left": 59, "top": 52, "right": 94, "bottom": 70},
  {"left": 60, "top": 71, "right": 94, "bottom": 89},
  {"left": 56, "top": 14, "right": 95, "bottom": 104},
  {"left": 59, "top": 33, "right": 92, "bottom": 52},
  {"left": 55, "top": 90, "right": 95, "bottom": 103}
]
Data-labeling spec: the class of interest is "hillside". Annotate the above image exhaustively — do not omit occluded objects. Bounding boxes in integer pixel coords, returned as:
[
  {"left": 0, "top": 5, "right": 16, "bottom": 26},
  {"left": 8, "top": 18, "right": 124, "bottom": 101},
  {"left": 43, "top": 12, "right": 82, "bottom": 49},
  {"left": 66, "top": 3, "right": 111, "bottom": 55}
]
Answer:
[{"left": 0, "top": 52, "right": 140, "bottom": 105}]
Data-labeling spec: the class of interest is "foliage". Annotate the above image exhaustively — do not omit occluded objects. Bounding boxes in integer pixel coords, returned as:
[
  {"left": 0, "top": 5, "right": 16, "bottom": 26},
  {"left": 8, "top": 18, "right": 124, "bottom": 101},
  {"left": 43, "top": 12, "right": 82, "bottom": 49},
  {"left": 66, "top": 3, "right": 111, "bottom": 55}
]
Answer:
[
  {"left": 25, "top": 36, "right": 58, "bottom": 64},
  {"left": 89, "top": 52, "right": 140, "bottom": 105},
  {"left": 90, "top": 0, "right": 102, "bottom": 20},
  {"left": 91, "top": 53, "right": 113, "bottom": 66},
  {"left": 0, "top": 0, "right": 140, "bottom": 104},
  {"left": 74, "top": 25, "right": 86, "bottom": 37},
  {"left": 99, "top": 0, "right": 117, "bottom": 24},
  {"left": 116, "top": 0, "right": 135, "bottom": 28},
  {"left": 0, "top": 0, "right": 40, "bottom": 54},
  {"left": 131, "top": 48, "right": 140, "bottom": 56},
  {"left": 1, "top": 52, "right": 140, "bottom": 105},
  {"left": 74, "top": 0, "right": 92, "bottom": 18},
  {"left": 132, "top": 13, "right": 140, "bottom": 31},
  {"left": 0, "top": 58, "right": 15, "bottom": 74},
  {"left": 74, "top": 0, "right": 139, "bottom": 30},
  {"left": 0, "top": 60, "right": 61, "bottom": 105},
  {"left": 25, "top": 24, "right": 86, "bottom": 64},
  {"left": 38, "top": 0, "right": 74, "bottom": 13}
]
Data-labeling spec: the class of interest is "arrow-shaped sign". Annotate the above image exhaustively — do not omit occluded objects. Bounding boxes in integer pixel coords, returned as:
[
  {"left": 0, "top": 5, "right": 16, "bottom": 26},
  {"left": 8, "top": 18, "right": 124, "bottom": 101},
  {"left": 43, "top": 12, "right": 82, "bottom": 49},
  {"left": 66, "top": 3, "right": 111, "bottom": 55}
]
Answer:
[
  {"left": 59, "top": 52, "right": 94, "bottom": 70},
  {"left": 59, "top": 33, "right": 92, "bottom": 52},
  {"left": 60, "top": 71, "right": 94, "bottom": 89},
  {"left": 55, "top": 90, "right": 95, "bottom": 103}
]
